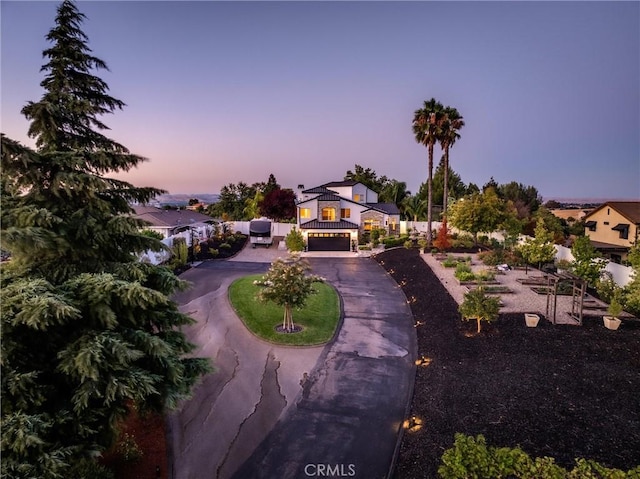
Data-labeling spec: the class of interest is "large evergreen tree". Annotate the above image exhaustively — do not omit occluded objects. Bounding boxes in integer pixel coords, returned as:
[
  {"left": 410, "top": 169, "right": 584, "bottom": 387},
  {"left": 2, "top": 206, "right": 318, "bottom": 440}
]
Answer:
[{"left": 1, "top": 2, "right": 210, "bottom": 477}]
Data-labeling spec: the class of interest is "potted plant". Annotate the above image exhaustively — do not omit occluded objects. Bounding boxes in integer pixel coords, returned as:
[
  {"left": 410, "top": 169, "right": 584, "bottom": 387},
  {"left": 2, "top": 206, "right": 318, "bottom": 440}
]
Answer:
[
  {"left": 603, "top": 297, "right": 623, "bottom": 330},
  {"left": 418, "top": 238, "right": 428, "bottom": 254}
]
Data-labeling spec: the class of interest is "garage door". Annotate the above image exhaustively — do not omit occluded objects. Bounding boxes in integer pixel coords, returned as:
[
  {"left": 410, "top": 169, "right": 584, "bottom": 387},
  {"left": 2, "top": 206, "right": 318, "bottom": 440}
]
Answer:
[{"left": 307, "top": 233, "right": 351, "bottom": 251}]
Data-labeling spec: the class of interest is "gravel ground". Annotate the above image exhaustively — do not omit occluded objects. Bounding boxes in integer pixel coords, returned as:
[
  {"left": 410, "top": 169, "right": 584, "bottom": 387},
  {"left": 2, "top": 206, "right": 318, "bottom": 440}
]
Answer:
[
  {"left": 374, "top": 248, "right": 640, "bottom": 479},
  {"left": 420, "top": 252, "right": 612, "bottom": 325}
]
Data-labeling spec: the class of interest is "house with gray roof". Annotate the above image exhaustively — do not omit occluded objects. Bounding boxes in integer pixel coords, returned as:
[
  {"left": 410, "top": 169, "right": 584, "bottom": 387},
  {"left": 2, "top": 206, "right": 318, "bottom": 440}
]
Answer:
[
  {"left": 296, "top": 181, "right": 400, "bottom": 251},
  {"left": 131, "top": 205, "right": 217, "bottom": 239}
]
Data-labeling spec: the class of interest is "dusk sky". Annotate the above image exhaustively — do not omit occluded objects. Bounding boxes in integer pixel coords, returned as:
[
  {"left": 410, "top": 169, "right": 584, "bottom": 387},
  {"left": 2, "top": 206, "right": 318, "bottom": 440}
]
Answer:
[{"left": 2, "top": 1, "right": 639, "bottom": 201}]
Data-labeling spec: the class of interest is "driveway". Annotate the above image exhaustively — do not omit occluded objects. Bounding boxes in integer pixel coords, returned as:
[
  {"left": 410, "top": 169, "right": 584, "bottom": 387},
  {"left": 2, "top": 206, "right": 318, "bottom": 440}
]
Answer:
[{"left": 167, "top": 253, "right": 416, "bottom": 479}]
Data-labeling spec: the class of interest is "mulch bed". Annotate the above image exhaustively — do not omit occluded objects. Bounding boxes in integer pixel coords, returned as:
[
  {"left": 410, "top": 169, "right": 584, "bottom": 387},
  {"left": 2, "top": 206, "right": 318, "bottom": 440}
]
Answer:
[{"left": 374, "top": 247, "right": 640, "bottom": 478}]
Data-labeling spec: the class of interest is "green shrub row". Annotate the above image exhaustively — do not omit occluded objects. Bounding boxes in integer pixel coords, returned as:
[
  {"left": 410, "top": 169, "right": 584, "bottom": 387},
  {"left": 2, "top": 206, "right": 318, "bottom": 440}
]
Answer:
[
  {"left": 439, "top": 434, "right": 639, "bottom": 479},
  {"left": 383, "top": 235, "right": 410, "bottom": 248}
]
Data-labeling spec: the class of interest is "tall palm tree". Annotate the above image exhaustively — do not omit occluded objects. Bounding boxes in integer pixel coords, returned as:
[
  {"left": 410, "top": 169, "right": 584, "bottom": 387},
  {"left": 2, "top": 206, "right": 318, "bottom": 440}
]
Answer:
[
  {"left": 439, "top": 106, "right": 465, "bottom": 217},
  {"left": 412, "top": 98, "right": 445, "bottom": 244}
]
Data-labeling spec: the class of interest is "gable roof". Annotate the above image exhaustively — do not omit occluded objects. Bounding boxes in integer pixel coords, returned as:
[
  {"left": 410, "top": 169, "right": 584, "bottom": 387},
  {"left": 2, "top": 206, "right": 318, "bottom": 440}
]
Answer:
[
  {"left": 321, "top": 180, "right": 360, "bottom": 188},
  {"left": 132, "top": 205, "right": 215, "bottom": 228},
  {"left": 301, "top": 186, "right": 336, "bottom": 195},
  {"left": 583, "top": 201, "right": 640, "bottom": 224}
]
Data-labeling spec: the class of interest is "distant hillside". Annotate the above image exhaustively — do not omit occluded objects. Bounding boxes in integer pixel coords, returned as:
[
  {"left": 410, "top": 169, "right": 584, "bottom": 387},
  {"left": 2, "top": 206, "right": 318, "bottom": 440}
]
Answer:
[{"left": 152, "top": 193, "right": 219, "bottom": 207}]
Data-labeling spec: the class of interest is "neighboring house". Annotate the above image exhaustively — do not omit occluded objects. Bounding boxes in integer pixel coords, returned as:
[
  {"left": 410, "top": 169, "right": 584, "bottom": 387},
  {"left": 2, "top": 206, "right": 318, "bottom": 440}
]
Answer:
[
  {"left": 296, "top": 181, "right": 400, "bottom": 251},
  {"left": 131, "top": 205, "right": 217, "bottom": 239},
  {"left": 582, "top": 201, "right": 640, "bottom": 263}
]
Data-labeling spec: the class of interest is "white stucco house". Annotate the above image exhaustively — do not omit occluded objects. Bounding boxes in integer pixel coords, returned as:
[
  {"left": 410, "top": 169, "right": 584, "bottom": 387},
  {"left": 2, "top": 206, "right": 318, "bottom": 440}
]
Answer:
[{"left": 296, "top": 181, "right": 401, "bottom": 251}]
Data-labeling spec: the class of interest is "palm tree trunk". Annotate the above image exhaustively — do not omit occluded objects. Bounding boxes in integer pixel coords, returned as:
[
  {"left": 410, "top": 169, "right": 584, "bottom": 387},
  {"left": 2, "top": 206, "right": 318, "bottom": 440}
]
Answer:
[
  {"left": 443, "top": 146, "right": 450, "bottom": 218},
  {"left": 427, "top": 141, "right": 434, "bottom": 246}
]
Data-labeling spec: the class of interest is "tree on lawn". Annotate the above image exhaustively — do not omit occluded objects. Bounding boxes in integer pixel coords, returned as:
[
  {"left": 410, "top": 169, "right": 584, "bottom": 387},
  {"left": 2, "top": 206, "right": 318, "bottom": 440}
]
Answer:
[
  {"left": 412, "top": 98, "right": 445, "bottom": 245},
  {"left": 255, "top": 255, "right": 324, "bottom": 332},
  {"left": 1, "top": 2, "right": 210, "bottom": 477},
  {"left": 518, "top": 217, "right": 557, "bottom": 272}
]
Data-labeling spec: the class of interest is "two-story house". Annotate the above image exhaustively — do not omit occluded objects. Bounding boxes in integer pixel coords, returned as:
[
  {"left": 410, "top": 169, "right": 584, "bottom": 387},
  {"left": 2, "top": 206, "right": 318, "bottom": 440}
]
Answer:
[
  {"left": 582, "top": 201, "right": 640, "bottom": 263},
  {"left": 296, "top": 181, "right": 400, "bottom": 251}
]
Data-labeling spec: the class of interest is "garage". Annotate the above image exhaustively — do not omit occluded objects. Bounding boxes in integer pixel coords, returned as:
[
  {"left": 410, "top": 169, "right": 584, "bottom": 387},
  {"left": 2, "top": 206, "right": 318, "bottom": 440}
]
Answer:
[{"left": 307, "top": 233, "right": 351, "bottom": 252}]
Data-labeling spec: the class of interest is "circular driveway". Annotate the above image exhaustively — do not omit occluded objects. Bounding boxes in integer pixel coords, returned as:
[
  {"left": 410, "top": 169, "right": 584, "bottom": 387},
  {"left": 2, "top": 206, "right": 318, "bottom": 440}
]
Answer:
[{"left": 167, "top": 255, "right": 416, "bottom": 479}]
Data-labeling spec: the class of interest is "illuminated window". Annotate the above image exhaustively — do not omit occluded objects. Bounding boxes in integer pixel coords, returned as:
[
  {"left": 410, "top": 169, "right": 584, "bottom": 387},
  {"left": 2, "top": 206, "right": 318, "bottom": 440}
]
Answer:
[
  {"left": 341, "top": 208, "right": 351, "bottom": 219},
  {"left": 353, "top": 194, "right": 361, "bottom": 202},
  {"left": 364, "top": 219, "right": 381, "bottom": 231},
  {"left": 322, "top": 207, "right": 336, "bottom": 221},
  {"left": 300, "top": 208, "right": 311, "bottom": 219}
]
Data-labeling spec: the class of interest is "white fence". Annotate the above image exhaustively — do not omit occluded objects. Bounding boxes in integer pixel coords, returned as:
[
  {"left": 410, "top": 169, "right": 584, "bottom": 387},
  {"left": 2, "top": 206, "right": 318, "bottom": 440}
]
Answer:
[
  {"left": 554, "top": 245, "right": 634, "bottom": 287},
  {"left": 230, "top": 221, "right": 295, "bottom": 237}
]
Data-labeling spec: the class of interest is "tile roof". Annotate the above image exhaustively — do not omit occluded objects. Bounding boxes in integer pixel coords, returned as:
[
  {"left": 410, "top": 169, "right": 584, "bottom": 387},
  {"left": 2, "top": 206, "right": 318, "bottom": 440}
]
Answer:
[
  {"left": 322, "top": 180, "right": 359, "bottom": 188},
  {"left": 366, "top": 202, "right": 400, "bottom": 215}
]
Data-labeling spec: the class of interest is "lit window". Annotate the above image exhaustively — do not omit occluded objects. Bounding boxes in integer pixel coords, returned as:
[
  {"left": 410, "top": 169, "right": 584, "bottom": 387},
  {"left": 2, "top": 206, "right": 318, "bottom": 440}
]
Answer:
[
  {"left": 341, "top": 208, "right": 351, "bottom": 219},
  {"left": 300, "top": 208, "right": 311, "bottom": 219},
  {"left": 322, "top": 208, "right": 336, "bottom": 221},
  {"left": 353, "top": 194, "right": 361, "bottom": 202}
]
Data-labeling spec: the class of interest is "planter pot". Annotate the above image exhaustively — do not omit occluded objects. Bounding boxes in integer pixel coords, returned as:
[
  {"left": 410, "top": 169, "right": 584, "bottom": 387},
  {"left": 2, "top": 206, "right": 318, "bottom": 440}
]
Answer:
[
  {"left": 525, "top": 313, "right": 540, "bottom": 327},
  {"left": 603, "top": 316, "right": 622, "bottom": 330}
]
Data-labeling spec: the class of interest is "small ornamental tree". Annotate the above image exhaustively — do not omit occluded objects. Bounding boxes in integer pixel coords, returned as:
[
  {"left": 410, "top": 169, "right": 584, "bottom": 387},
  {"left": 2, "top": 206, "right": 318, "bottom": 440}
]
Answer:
[
  {"left": 571, "top": 235, "right": 606, "bottom": 287},
  {"left": 459, "top": 286, "right": 501, "bottom": 334},
  {"left": 254, "top": 255, "right": 323, "bottom": 332},
  {"left": 517, "top": 217, "right": 556, "bottom": 272},
  {"left": 433, "top": 218, "right": 452, "bottom": 252}
]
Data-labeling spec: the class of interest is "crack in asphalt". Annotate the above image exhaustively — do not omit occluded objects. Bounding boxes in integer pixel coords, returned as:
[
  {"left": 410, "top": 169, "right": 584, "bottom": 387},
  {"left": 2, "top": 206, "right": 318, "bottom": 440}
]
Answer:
[{"left": 217, "top": 350, "right": 286, "bottom": 478}]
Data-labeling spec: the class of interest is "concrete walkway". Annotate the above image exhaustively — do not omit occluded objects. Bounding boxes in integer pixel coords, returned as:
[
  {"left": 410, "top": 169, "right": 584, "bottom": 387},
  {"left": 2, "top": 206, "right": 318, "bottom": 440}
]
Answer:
[{"left": 166, "top": 251, "right": 416, "bottom": 478}]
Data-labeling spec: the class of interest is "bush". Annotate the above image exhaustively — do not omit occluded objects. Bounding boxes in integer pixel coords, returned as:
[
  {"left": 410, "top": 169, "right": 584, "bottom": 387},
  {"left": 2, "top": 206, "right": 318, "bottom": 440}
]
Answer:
[
  {"left": 455, "top": 271, "right": 476, "bottom": 282},
  {"left": 140, "top": 229, "right": 164, "bottom": 240},
  {"left": 208, "top": 248, "right": 219, "bottom": 257},
  {"left": 439, "top": 434, "right": 635, "bottom": 479},
  {"left": 452, "top": 233, "right": 475, "bottom": 249},
  {"left": 219, "top": 242, "right": 231, "bottom": 249},
  {"left": 285, "top": 227, "right": 305, "bottom": 252},
  {"left": 404, "top": 240, "right": 414, "bottom": 249},
  {"left": 383, "top": 235, "right": 409, "bottom": 248}
]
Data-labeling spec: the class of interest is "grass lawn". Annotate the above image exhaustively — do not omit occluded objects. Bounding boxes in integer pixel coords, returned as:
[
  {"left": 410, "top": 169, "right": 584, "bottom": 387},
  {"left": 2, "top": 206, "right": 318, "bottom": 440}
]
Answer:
[{"left": 229, "top": 274, "right": 340, "bottom": 346}]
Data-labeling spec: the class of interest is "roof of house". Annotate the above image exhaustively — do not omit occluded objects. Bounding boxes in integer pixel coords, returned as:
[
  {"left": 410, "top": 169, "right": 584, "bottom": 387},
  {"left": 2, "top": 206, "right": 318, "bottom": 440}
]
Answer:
[
  {"left": 321, "top": 180, "right": 360, "bottom": 188},
  {"left": 301, "top": 186, "right": 336, "bottom": 195},
  {"left": 366, "top": 203, "right": 401, "bottom": 215},
  {"left": 132, "top": 205, "right": 215, "bottom": 228},
  {"left": 299, "top": 219, "right": 360, "bottom": 230},
  {"left": 583, "top": 201, "right": 640, "bottom": 224}
]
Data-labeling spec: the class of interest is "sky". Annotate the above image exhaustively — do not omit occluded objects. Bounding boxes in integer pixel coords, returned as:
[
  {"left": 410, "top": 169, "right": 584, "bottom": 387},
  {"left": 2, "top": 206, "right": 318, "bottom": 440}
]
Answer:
[{"left": 2, "top": 1, "right": 639, "bottom": 201}]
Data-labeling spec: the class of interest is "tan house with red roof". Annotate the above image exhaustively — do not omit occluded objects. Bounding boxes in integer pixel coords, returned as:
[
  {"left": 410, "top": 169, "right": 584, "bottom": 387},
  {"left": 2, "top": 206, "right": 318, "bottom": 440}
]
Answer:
[{"left": 582, "top": 201, "right": 640, "bottom": 263}]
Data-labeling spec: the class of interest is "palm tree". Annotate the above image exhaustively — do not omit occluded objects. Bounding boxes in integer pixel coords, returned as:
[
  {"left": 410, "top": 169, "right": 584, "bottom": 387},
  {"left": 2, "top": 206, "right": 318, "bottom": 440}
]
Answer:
[
  {"left": 412, "top": 98, "right": 445, "bottom": 245},
  {"left": 402, "top": 195, "right": 427, "bottom": 222},
  {"left": 439, "top": 106, "right": 465, "bottom": 217},
  {"left": 380, "top": 180, "right": 410, "bottom": 207}
]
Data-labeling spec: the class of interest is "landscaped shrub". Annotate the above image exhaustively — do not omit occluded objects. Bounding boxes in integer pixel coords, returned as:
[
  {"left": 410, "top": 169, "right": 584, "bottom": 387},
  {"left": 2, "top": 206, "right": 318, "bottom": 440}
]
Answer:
[
  {"left": 404, "top": 240, "right": 414, "bottom": 249},
  {"left": 383, "top": 235, "right": 409, "bottom": 248},
  {"left": 433, "top": 219, "right": 452, "bottom": 251},
  {"left": 285, "top": 227, "right": 305, "bottom": 252},
  {"left": 169, "top": 237, "right": 188, "bottom": 269},
  {"left": 439, "top": 434, "right": 637, "bottom": 479},
  {"left": 454, "top": 262, "right": 474, "bottom": 282},
  {"left": 208, "top": 248, "right": 219, "bottom": 257},
  {"left": 476, "top": 269, "right": 496, "bottom": 282},
  {"left": 451, "top": 233, "right": 475, "bottom": 249},
  {"left": 219, "top": 242, "right": 231, "bottom": 250},
  {"left": 459, "top": 287, "right": 501, "bottom": 333}
]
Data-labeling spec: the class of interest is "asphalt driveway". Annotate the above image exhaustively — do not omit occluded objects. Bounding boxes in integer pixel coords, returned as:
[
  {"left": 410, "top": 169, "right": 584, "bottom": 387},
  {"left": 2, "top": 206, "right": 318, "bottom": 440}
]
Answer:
[{"left": 167, "top": 256, "right": 416, "bottom": 479}]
